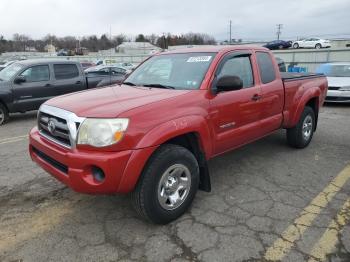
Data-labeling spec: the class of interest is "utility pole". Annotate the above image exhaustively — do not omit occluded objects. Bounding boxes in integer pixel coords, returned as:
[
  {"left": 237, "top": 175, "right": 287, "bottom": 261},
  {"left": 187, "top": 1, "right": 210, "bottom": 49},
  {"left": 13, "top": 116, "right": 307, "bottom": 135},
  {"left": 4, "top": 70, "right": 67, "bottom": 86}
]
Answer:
[
  {"left": 276, "top": 24, "right": 283, "bottom": 40},
  {"left": 229, "top": 20, "right": 232, "bottom": 44},
  {"left": 110, "top": 25, "right": 112, "bottom": 58}
]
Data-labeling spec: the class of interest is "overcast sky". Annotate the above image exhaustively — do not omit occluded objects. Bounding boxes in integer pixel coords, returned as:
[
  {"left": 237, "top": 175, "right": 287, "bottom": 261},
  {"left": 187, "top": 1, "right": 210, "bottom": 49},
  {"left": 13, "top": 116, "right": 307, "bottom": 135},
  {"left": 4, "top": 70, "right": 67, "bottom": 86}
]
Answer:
[{"left": 1, "top": 0, "right": 350, "bottom": 41}]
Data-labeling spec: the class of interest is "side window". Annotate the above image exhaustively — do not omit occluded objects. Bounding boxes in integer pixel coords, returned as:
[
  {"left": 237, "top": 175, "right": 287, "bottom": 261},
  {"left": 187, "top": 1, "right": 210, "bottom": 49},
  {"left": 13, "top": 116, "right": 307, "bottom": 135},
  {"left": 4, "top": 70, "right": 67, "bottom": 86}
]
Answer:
[
  {"left": 20, "top": 65, "right": 50, "bottom": 82},
  {"left": 54, "top": 64, "right": 79, "bottom": 80},
  {"left": 217, "top": 56, "right": 254, "bottom": 88},
  {"left": 98, "top": 68, "right": 110, "bottom": 75},
  {"left": 111, "top": 67, "right": 125, "bottom": 75},
  {"left": 256, "top": 52, "right": 276, "bottom": 84}
]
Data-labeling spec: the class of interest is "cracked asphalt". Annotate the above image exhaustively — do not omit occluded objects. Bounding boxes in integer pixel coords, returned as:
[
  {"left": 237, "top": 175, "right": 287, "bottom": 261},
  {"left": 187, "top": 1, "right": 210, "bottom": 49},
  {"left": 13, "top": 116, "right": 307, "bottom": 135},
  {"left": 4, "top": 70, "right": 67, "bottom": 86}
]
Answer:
[{"left": 0, "top": 104, "right": 349, "bottom": 262}]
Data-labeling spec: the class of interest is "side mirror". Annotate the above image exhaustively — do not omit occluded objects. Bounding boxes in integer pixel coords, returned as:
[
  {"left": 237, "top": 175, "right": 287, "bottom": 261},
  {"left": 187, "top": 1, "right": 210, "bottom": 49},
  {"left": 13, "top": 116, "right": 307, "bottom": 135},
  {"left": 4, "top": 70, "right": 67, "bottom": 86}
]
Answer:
[
  {"left": 214, "top": 75, "right": 243, "bottom": 94},
  {"left": 14, "top": 76, "right": 26, "bottom": 84}
]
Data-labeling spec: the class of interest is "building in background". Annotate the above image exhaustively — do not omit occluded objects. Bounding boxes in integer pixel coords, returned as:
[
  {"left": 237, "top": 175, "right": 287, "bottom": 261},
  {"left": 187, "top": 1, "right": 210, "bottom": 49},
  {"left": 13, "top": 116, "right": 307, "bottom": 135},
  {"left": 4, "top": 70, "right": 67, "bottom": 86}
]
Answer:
[{"left": 44, "top": 44, "right": 56, "bottom": 53}]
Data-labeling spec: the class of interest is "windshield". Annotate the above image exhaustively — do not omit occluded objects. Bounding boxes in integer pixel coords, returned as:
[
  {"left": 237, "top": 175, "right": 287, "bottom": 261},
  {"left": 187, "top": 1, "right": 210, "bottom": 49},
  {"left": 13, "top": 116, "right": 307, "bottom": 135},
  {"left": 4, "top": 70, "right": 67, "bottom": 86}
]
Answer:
[
  {"left": 317, "top": 64, "right": 350, "bottom": 77},
  {"left": 0, "top": 63, "right": 23, "bottom": 81},
  {"left": 124, "top": 52, "right": 215, "bottom": 90},
  {"left": 328, "top": 65, "right": 350, "bottom": 77}
]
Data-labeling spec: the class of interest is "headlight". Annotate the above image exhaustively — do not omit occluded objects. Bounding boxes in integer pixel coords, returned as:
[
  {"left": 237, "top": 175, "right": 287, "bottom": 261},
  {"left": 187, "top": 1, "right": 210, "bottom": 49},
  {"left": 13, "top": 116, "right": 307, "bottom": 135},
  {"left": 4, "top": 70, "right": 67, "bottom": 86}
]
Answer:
[{"left": 77, "top": 118, "right": 129, "bottom": 147}]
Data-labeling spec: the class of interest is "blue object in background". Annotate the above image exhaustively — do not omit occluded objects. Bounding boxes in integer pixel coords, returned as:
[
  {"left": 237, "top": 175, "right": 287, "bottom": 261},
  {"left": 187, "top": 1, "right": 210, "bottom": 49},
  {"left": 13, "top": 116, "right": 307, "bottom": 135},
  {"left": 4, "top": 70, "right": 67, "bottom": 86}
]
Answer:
[
  {"left": 288, "top": 66, "right": 308, "bottom": 73},
  {"left": 315, "top": 64, "right": 331, "bottom": 75}
]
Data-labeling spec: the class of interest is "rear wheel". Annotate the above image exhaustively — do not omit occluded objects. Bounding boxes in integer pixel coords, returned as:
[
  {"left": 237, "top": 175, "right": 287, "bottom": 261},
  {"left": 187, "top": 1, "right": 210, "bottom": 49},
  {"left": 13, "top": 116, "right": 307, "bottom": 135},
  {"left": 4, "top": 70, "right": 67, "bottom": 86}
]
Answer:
[
  {"left": 0, "top": 103, "right": 9, "bottom": 126},
  {"left": 132, "top": 144, "right": 199, "bottom": 224},
  {"left": 315, "top": 43, "right": 322, "bottom": 49},
  {"left": 287, "top": 106, "right": 315, "bottom": 148},
  {"left": 293, "top": 43, "right": 299, "bottom": 49}
]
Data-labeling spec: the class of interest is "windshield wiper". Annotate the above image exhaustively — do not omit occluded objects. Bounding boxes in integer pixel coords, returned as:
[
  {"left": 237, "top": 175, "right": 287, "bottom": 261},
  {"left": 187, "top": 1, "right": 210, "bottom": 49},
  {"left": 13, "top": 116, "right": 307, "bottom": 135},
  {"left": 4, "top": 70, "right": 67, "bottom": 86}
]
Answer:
[
  {"left": 123, "top": 81, "right": 136, "bottom": 86},
  {"left": 142, "top": 83, "right": 175, "bottom": 89}
]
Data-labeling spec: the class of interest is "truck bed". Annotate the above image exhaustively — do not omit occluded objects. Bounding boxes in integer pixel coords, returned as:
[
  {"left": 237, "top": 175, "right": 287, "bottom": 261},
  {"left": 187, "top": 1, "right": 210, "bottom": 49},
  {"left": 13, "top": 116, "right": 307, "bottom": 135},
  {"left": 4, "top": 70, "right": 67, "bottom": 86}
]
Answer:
[{"left": 281, "top": 72, "right": 325, "bottom": 81}]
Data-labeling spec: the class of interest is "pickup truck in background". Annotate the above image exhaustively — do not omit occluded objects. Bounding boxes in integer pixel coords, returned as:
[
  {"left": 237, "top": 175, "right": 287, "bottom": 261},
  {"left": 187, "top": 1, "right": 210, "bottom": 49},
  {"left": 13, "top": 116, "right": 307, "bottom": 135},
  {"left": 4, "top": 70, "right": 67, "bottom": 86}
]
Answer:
[
  {"left": 85, "top": 65, "right": 127, "bottom": 88},
  {"left": 0, "top": 59, "right": 126, "bottom": 125},
  {"left": 29, "top": 46, "right": 328, "bottom": 224}
]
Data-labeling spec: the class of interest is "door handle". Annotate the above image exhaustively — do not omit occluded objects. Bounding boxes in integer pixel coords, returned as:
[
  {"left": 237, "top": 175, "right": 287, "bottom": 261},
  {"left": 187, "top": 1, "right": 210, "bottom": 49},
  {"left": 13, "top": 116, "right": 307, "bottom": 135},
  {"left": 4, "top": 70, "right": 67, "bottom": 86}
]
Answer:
[
  {"left": 75, "top": 81, "right": 81, "bottom": 84},
  {"left": 251, "top": 94, "right": 262, "bottom": 101},
  {"left": 45, "top": 83, "right": 51, "bottom": 87}
]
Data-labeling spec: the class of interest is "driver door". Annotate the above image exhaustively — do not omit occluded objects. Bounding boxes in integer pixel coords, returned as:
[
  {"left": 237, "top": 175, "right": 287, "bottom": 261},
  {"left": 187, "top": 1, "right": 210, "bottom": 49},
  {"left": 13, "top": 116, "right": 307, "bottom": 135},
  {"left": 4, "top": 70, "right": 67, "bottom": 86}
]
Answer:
[
  {"left": 12, "top": 64, "right": 52, "bottom": 112},
  {"left": 209, "top": 52, "right": 263, "bottom": 155}
]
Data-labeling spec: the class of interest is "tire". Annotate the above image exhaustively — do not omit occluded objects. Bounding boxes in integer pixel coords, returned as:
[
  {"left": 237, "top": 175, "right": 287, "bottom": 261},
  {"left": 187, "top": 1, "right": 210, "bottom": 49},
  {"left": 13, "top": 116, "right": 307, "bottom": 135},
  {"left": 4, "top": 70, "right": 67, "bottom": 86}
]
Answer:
[
  {"left": 278, "top": 45, "right": 284, "bottom": 49},
  {"left": 287, "top": 106, "right": 315, "bottom": 148},
  {"left": 132, "top": 144, "right": 199, "bottom": 224},
  {"left": 293, "top": 43, "right": 299, "bottom": 49},
  {"left": 0, "top": 103, "right": 9, "bottom": 126},
  {"left": 315, "top": 43, "right": 322, "bottom": 49}
]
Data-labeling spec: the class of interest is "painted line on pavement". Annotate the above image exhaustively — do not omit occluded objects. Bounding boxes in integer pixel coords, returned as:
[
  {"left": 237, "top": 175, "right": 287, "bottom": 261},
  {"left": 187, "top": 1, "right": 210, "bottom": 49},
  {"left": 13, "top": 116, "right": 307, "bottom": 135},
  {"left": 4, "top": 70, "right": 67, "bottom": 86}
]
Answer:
[
  {"left": 264, "top": 164, "right": 350, "bottom": 261},
  {"left": 307, "top": 197, "right": 350, "bottom": 262},
  {"left": 0, "top": 135, "right": 28, "bottom": 145}
]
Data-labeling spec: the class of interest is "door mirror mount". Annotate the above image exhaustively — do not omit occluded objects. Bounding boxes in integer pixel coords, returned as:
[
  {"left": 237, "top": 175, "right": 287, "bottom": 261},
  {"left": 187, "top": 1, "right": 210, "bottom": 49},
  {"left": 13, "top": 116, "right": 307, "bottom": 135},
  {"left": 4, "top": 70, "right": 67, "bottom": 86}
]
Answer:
[
  {"left": 14, "top": 76, "right": 26, "bottom": 84},
  {"left": 213, "top": 75, "right": 243, "bottom": 94}
]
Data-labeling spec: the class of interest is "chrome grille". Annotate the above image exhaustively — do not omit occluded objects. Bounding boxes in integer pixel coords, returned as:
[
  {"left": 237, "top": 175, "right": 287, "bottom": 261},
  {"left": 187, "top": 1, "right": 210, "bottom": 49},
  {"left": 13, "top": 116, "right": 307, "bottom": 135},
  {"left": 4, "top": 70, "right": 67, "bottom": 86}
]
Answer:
[
  {"left": 38, "top": 105, "right": 85, "bottom": 149},
  {"left": 39, "top": 112, "right": 72, "bottom": 147}
]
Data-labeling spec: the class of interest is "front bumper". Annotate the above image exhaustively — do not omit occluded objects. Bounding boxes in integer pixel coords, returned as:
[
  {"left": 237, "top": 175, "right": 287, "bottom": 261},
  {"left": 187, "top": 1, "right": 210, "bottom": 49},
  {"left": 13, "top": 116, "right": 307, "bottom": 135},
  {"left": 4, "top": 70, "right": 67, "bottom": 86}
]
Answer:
[
  {"left": 29, "top": 127, "right": 157, "bottom": 194},
  {"left": 325, "top": 90, "right": 350, "bottom": 103}
]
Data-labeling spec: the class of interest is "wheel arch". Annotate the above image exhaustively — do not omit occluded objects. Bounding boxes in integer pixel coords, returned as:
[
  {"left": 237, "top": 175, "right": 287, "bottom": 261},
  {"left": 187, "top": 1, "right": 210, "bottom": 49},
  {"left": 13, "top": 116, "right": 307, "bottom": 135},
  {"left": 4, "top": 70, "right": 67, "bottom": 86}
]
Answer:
[
  {"left": 119, "top": 116, "right": 213, "bottom": 193},
  {"left": 163, "top": 132, "right": 211, "bottom": 192},
  {"left": 290, "top": 88, "right": 321, "bottom": 130}
]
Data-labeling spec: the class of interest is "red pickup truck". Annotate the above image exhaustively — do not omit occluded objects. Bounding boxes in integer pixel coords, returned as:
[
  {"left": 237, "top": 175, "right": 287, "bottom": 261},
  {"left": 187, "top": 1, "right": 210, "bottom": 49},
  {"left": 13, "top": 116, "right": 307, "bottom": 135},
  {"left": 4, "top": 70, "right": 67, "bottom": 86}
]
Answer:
[{"left": 29, "top": 46, "right": 328, "bottom": 224}]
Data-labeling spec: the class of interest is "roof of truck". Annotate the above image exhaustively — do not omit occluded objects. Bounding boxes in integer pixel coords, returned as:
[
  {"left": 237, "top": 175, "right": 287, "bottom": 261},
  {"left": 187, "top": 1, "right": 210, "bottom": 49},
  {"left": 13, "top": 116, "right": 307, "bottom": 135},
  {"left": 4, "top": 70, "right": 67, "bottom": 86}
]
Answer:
[
  {"left": 161, "top": 45, "right": 269, "bottom": 54},
  {"left": 14, "top": 59, "right": 80, "bottom": 66}
]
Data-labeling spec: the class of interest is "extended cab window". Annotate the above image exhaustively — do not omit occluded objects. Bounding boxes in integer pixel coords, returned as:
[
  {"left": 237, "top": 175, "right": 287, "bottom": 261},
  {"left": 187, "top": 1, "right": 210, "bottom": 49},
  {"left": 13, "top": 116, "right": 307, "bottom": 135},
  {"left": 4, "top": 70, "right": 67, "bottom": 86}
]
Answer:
[
  {"left": 20, "top": 65, "right": 50, "bottom": 82},
  {"left": 256, "top": 52, "right": 276, "bottom": 84},
  {"left": 217, "top": 56, "right": 254, "bottom": 88},
  {"left": 54, "top": 64, "right": 79, "bottom": 80}
]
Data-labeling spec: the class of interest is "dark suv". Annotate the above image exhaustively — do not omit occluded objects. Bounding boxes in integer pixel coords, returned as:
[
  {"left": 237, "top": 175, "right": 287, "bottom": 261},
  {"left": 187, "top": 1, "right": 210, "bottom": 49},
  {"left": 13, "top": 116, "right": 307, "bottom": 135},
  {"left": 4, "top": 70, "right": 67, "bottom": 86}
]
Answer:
[{"left": 0, "top": 59, "right": 88, "bottom": 125}]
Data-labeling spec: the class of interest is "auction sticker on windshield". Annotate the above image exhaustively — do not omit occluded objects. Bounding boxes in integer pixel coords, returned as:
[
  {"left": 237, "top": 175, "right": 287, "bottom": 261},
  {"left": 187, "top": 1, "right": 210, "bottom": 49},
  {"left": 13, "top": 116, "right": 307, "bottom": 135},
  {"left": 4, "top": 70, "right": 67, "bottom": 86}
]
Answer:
[{"left": 187, "top": 56, "right": 212, "bottom": 63}]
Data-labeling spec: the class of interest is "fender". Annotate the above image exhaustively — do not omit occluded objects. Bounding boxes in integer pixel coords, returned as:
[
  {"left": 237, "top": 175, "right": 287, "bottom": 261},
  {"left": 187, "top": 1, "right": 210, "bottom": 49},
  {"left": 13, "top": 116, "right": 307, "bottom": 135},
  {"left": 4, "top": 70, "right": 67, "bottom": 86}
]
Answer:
[
  {"left": 290, "top": 86, "right": 320, "bottom": 127},
  {"left": 117, "top": 115, "right": 213, "bottom": 193},
  {"left": 136, "top": 115, "right": 213, "bottom": 158}
]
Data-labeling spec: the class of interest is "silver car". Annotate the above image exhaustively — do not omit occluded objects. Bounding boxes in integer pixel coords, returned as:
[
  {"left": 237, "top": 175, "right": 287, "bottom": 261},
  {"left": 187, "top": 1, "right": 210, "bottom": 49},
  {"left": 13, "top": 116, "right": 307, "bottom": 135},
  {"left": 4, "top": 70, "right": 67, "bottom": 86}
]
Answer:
[{"left": 316, "top": 63, "right": 350, "bottom": 103}]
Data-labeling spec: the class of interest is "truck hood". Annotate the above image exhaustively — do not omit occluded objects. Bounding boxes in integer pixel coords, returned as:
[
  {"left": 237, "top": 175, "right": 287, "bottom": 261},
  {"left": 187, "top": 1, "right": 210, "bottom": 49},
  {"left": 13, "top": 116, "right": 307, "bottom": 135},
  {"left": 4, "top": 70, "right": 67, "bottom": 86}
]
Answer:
[
  {"left": 327, "top": 77, "right": 350, "bottom": 87},
  {"left": 46, "top": 85, "right": 190, "bottom": 118}
]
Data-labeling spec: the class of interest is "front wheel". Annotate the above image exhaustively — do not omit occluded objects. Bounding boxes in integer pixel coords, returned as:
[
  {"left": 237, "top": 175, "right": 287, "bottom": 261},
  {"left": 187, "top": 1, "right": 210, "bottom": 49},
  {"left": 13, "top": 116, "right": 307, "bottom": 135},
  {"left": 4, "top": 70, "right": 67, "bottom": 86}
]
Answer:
[
  {"left": 0, "top": 104, "right": 9, "bottom": 126},
  {"left": 132, "top": 144, "right": 199, "bottom": 224},
  {"left": 293, "top": 43, "right": 299, "bottom": 49},
  {"left": 287, "top": 106, "right": 315, "bottom": 148},
  {"left": 315, "top": 43, "right": 322, "bottom": 49}
]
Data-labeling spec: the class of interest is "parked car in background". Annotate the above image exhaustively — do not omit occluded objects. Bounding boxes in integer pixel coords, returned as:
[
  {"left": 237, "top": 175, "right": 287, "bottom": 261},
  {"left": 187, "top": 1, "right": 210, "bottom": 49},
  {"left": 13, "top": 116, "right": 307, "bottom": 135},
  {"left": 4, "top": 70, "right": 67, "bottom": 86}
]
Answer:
[
  {"left": 115, "top": 62, "right": 137, "bottom": 71},
  {"left": 263, "top": 40, "right": 292, "bottom": 50},
  {"left": 85, "top": 65, "right": 127, "bottom": 88},
  {"left": 57, "top": 49, "right": 75, "bottom": 56},
  {"left": 80, "top": 61, "right": 96, "bottom": 70},
  {"left": 316, "top": 63, "right": 350, "bottom": 103},
  {"left": 29, "top": 46, "right": 327, "bottom": 224},
  {"left": 0, "top": 59, "right": 107, "bottom": 125},
  {"left": 292, "top": 38, "right": 331, "bottom": 49},
  {"left": 0, "top": 60, "right": 18, "bottom": 71}
]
